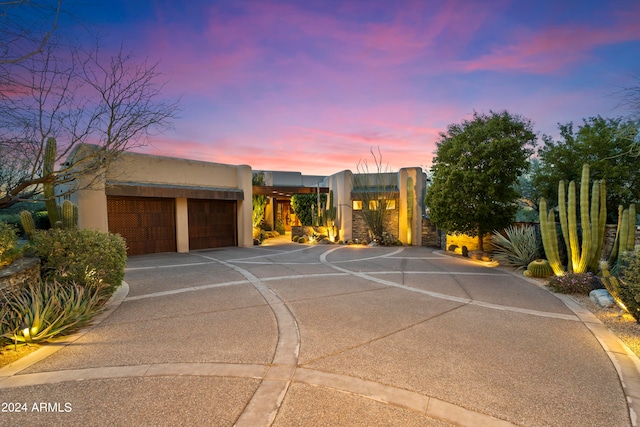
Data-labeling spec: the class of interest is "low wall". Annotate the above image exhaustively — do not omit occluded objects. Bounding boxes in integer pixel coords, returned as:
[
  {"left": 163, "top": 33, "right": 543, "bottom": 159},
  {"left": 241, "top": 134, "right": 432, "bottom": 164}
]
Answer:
[{"left": 0, "top": 258, "right": 40, "bottom": 292}]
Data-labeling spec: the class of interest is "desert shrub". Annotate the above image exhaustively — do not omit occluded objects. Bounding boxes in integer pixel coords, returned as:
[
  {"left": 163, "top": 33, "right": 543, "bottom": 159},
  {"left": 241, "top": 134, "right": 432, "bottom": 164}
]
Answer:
[
  {"left": 1, "top": 279, "right": 103, "bottom": 346},
  {"left": 0, "top": 222, "right": 22, "bottom": 268},
  {"left": 298, "top": 236, "right": 308, "bottom": 244},
  {"left": 29, "top": 228, "right": 127, "bottom": 294},
  {"left": 547, "top": 272, "right": 603, "bottom": 294},
  {"left": 491, "top": 225, "right": 541, "bottom": 270},
  {"left": 601, "top": 253, "right": 640, "bottom": 322},
  {"left": 619, "top": 250, "right": 640, "bottom": 288},
  {"left": 275, "top": 220, "right": 286, "bottom": 235},
  {"left": 380, "top": 231, "right": 399, "bottom": 246}
]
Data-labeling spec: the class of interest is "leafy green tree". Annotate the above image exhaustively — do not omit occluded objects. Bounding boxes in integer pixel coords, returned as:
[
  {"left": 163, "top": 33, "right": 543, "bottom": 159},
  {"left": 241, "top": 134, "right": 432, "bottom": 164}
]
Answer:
[
  {"left": 531, "top": 116, "right": 640, "bottom": 222},
  {"left": 291, "top": 193, "right": 326, "bottom": 226},
  {"left": 425, "top": 111, "right": 536, "bottom": 251},
  {"left": 252, "top": 173, "right": 268, "bottom": 227}
]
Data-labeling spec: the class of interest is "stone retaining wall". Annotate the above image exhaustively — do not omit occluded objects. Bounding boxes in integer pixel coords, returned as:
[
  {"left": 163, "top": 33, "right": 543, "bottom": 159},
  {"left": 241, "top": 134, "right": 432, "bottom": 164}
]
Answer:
[{"left": 0, "top": 258, "right": 40, "bottom": 292}]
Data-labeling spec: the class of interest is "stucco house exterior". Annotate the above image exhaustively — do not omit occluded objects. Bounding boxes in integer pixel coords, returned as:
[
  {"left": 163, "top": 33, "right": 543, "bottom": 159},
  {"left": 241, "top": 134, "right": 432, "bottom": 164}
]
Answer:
[
  {"left": 67, "top": 145, "right": 253, "bottom": 255},
  {"left": 67, "top": 145, "right": 426, "bottom": 255}
]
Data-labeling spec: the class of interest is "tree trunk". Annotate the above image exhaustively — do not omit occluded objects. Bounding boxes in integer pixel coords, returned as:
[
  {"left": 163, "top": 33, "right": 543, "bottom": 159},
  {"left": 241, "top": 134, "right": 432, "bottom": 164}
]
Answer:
[{"left": 478, "top": 233, "right": 484, "bottom": 252}]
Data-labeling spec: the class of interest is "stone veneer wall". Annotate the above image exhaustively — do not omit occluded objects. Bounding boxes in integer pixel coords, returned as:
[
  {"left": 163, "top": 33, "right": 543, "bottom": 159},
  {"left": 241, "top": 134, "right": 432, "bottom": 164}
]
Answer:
[
  {"left": 352, "top": 206, "right": 400, "bottom": 243},
  {"left": 0, "top": 258, "right": 40, "bottom": 292},
  {"left": 421, "top": 218, "right": 441, "bottom": 247},
  {"left": 602, "top": 225, "right": 640, "bottom": 259}
]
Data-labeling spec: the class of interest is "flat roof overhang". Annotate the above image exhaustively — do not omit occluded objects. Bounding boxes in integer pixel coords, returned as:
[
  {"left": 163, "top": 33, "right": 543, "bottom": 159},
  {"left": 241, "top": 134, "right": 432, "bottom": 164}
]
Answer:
[
  {"left": 106, "top": 181, "right": 244, "bottom": 200},
  {"left": 252, "top": 185, "right": 329, "bottom": 197}
]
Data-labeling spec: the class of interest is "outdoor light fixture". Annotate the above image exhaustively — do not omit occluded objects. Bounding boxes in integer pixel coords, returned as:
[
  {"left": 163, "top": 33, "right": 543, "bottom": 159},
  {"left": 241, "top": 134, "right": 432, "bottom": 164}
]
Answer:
[{"left": 20, "top": 321, "right": 32, "bottom": 343}]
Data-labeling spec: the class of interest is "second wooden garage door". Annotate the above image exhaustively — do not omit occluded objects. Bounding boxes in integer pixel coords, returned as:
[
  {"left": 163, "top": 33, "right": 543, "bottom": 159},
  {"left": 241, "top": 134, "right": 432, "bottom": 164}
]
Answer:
[{"left": 188, "top": 199, "right": 237, "bottom": 250}]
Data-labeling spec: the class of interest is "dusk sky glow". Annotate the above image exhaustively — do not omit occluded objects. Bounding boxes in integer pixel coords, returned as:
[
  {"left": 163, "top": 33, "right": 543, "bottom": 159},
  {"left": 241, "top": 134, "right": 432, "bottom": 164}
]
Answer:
[{"left": 68, "top": 0, "right": 640, "bottom": 175}]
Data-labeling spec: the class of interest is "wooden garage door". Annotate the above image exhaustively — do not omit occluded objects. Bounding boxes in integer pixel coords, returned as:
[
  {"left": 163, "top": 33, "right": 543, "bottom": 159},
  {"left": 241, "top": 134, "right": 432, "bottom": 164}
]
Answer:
[
  {"left": 107, "top": 196, "right": 176, "bottom": 255},
  {"left": 188, "top": 199, "right": 237, "bottom": 250}
]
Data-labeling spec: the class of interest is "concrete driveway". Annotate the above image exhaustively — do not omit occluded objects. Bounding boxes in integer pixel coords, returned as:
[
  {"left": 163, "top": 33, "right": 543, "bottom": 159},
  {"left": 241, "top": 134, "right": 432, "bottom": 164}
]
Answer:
[{"left": 1, "top": 241, "right": 639, "bottom": 426}]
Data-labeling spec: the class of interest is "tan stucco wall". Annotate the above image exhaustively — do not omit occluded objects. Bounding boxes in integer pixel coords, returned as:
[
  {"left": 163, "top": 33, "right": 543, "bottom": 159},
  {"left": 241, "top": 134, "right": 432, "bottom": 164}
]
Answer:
[
  {"left": 72, "top": 146, "right": 253, "bottom": 250},
  {"left": 324, "top": 170, "right": 353, "bottom": 242}
]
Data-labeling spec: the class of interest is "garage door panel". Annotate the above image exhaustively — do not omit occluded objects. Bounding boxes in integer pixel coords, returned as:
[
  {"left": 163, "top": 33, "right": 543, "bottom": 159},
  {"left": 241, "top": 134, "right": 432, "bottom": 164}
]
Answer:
[
  {"left": 107, "top": 196, "right": 176, "bottom": 256},
  {"left": 188, "top": 199, "right": 237, "bottom": 250}
]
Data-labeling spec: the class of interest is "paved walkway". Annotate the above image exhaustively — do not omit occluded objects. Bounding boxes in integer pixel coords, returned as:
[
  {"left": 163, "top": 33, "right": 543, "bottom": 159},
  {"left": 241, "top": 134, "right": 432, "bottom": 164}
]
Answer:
[{"left": 1, "top": 240, "right": 639, "bottom": 426}]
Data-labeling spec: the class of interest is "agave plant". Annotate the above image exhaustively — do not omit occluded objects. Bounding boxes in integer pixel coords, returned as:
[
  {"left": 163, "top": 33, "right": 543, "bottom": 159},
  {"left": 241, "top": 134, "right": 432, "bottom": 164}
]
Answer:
[
  {"left": 491, "top": 225, "right": 542, "bottom": 270},
  {"left": 1, "top": 280, "right": 103, "bottom": 346}
]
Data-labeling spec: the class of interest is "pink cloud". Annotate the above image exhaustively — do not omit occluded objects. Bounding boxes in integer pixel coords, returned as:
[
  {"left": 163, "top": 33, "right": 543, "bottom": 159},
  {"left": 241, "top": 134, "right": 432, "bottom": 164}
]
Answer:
[{"left": 458, "top": 6, "right": 640, "bottom": 74}]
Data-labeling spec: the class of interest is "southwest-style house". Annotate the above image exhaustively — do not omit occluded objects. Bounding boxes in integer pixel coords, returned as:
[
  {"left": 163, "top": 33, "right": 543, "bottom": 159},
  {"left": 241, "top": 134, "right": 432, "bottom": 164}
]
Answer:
[{"left": 67, "top": 145, "right": 427, "bottom": 255}]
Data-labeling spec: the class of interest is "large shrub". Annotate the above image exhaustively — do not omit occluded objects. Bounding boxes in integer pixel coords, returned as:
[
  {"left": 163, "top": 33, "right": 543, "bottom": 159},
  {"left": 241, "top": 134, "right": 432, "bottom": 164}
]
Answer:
[
  {"left": 29, "top": 228, "right": 127, "bottom": 293},
  {"left": 620, "top": 249, "right": 640, "bottom": 285},
  {"left": 491, "top": 225, "right": 541, "bottom": 270},
  {"left": 291, "top": 193, "right": 326, "bottom": 226},
  {"left": 0, "top": 222, "right": 22, "bottom": 268}
]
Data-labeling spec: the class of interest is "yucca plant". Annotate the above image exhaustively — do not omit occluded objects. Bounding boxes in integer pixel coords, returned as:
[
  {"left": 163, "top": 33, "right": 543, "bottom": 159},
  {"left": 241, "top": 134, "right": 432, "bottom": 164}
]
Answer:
[
  {"left": 491, "top": 225, "right": 542, "bottom": 270},
  {"left": 1, "top": 280, "right": 103, "bottom": 347}
]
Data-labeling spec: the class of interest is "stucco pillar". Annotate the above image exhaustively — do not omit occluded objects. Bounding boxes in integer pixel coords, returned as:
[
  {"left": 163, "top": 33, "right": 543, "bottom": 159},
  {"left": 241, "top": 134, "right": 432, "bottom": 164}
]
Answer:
[
  {"left": 327, "top": 170, "right": 353, "bottom": 242},
  {"left": 73, "top": 173, "right": 108, "bottom": 232},
  {"left": 175, "top": 198, "right": 189, "bottom": 253},
  {"left": 238, "top": 165, "right": 253, "bottom": 247}
]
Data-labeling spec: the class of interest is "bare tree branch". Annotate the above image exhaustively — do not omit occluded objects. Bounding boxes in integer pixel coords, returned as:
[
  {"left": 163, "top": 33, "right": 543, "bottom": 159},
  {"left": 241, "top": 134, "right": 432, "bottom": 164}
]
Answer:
[
  {"left": 0, "top": 0, "right": 61, "bottom": 64},
  {"left": 0, "top": 36, "right": 179, "bottom": 209}
]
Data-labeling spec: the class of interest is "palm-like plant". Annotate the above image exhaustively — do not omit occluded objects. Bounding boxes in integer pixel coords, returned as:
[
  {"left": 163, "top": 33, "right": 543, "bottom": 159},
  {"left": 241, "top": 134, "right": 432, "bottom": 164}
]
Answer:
[
  {"left": 491, "top": 225, "right": 542, "bottom": 270},
  {"left": 1, "top": 280, "right": 103, "bottom": 346}
]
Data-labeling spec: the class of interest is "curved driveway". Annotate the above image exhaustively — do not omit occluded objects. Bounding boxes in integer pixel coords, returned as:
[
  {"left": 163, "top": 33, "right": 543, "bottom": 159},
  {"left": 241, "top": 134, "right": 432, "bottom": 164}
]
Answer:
[{"left": 1, "top": 241, "right": 639, "bottom": 426}]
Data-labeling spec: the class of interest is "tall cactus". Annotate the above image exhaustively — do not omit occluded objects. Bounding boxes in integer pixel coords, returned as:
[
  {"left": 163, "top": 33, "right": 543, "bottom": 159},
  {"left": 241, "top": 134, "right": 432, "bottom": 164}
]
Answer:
[
  {"left": 597, "top": 180, "right": 607, "bottom": 266},
  {"left": 62, "top": 200, "right": 78, "bottom": 229},
  {"left": 627, "top": 204, "right": 637, "bottom": 251},
  {"left": 557, "top": 180, "right": 572, "bottom": 272},
  {"left": 609, "top": 205, "right": 625, "bottom": 266},
  {"left": 610, "top": 204, "right": 637, "bottom": 268},
  {"left": 539, "top": 198, "right": 565, "bottom": 276},
  {"left": 540, "top": 164, "right": 606, "bottom": 275},
  {"left": 42, "top": 137, "right": 59, "bottom": 226},
  {"left": 570, "top": 164, "right": 592, "bottom": 273}
]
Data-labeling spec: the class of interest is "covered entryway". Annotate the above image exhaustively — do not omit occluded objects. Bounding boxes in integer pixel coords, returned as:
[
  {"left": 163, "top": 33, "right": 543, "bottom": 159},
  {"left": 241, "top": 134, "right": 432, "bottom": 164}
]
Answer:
[
  {"left": 107, "top": 196, "right": 176, "bottom": 255},
  {"left": 188, "top": 199, "right": 237, "bottom": 250}
]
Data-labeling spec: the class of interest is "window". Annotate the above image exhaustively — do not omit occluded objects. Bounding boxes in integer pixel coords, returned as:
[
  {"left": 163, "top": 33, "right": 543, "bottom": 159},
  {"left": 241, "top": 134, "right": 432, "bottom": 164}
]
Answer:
[
  {"left": 386, "top": 200, "right": 396, "bottom": 210},
  {"left": 352, "top": 200, "right": 362, "bottom": 210},
  {"left": 369, "top": 200, "right": 379, "bottom": 211}
]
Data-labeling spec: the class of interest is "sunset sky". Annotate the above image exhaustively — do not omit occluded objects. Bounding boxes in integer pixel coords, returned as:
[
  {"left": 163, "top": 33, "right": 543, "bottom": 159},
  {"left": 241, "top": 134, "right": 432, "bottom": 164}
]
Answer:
[{"left": 66, "top": 0, "right": 640, "bottom": 175}]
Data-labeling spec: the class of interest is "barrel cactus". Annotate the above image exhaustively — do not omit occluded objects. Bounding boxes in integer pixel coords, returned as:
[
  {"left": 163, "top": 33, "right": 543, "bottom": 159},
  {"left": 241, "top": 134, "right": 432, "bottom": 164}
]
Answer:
[{"left": 525, "top": 259, "right": 553, "bottom": 278}]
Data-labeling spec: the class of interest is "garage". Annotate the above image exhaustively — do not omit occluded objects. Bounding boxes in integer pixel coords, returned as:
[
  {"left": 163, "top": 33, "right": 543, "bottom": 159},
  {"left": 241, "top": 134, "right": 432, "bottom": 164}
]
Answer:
[
  {"left": 188, "top": 199, "right": 237, "bottom": 250},
  {"left": 107, "top": 196, "right": 176, "bottom": 255}
]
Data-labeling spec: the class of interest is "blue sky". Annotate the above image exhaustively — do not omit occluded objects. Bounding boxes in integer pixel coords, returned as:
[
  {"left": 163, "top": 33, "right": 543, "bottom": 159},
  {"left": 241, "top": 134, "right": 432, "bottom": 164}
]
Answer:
[{"left": 59, "top": 0, "right": 640, "bottom": 174}]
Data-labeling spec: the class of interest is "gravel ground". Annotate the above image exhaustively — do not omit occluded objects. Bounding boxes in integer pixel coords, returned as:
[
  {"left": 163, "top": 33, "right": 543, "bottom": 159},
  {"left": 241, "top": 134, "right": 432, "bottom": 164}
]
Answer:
[{"left": 571, "top": 294, "right": 640, "bottom": 356}]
